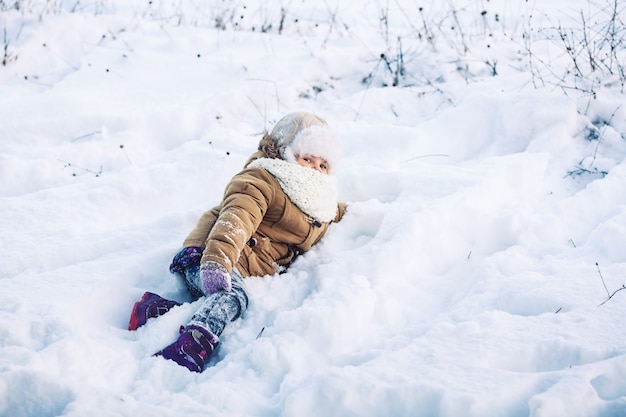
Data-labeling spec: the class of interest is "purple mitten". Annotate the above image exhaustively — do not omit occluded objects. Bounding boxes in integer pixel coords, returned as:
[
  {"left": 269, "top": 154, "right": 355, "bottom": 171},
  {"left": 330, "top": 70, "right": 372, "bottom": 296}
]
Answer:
[
  {"left": 200, "top": 262, "right": 232, "bottom": 294},
  {"left": 169, "top": 247, "right": 204, "bottom": 274}
]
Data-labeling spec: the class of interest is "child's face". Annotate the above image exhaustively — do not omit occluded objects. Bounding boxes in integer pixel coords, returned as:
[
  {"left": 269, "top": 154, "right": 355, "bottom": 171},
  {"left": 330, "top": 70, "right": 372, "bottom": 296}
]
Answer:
[{"left": 296, "top": 154, "right": 329, "bottom": 174}]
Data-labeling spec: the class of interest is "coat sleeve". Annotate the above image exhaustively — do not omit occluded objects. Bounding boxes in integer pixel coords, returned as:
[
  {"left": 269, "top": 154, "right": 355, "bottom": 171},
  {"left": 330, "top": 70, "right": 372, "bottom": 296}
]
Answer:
[
  {"left": 334, "top": 202, "right": 347, "bottom": 222},
  {"left": 200, "top": 168, "right": 275, "bottom": 273},
  {"left": 182, "top": 205, "right": 221, "bottom": 248},
  {"left": 181, "top": 151, "right": 265, "bottom": 249}
]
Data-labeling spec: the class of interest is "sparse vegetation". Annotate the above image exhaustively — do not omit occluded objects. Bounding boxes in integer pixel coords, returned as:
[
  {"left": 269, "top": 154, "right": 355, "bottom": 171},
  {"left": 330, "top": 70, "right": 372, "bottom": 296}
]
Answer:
[
  {"left": 1, "top": 1, "right": 624, "bottom": 181},
  {"left": 525, "top": 0, "right": 626, "bottom": 96},
  {"left": 2, "top": 1, "right": 623, "bottom": 95}
]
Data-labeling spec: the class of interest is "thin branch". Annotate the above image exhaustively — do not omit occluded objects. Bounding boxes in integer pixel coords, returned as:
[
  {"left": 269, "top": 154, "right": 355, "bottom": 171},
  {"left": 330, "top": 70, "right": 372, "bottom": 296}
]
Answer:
[
  {"left": 58, "top": 159, "right": 103, "bottom": 177},
  {"left": 70, "top": 130, "right": 102, "bottom": 142},
  {"left": 400, "top": 153, "right": 450, "bottom": 164},
  {"left": 598, "top": 285, "right": 626, "bottom": 307},
  {"left": 354, "top": 56, "right": 383, "bottom": 121},
  {"left": 596, "top": 262, "right": 626, "bottom": 307},
  {"left": 256, "top": 327, "right": 265, "bottom": 339},
  {"left": 596, "top": 262, "right": 610, "bottom": 297}
]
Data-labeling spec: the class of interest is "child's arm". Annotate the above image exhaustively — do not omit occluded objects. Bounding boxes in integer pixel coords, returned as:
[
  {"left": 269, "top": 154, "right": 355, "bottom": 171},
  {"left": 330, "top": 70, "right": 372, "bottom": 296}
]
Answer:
[
  {"left": 334, "top": 202, "right": 347, "bottom": 222},
  {"left": 200, "top": 168, "right": 275, "bottom": 273},
  {"left": 181, "top": 205, "right": 221, "bottom": 248}
]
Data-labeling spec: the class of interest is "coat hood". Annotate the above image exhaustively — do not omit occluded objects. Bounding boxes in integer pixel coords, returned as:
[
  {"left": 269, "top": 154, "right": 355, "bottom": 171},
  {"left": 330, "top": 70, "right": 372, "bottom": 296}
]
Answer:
[{"left": 257, "top": 112, "right": 342, "bottom": 173}]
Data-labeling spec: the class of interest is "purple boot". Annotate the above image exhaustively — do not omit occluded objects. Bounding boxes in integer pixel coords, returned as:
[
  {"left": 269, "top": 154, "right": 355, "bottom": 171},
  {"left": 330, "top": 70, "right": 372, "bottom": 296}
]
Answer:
[
  {"left": 155, "top": 325, "right": 220, "bottom": 373},
  {"left": 128, "top": 292, "right": 182, "bottom": 331}
]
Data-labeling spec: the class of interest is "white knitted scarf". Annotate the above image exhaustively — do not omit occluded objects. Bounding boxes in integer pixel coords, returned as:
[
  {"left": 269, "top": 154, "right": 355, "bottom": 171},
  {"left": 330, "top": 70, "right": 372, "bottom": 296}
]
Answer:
[{"left": 248, "top": 158, "right": 338, "bottom": 223}]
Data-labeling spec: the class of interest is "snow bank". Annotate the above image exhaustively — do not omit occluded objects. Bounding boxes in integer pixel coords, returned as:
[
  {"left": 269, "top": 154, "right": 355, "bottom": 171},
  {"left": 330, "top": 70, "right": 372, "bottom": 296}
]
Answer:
[{"left": 1, "top": 1, "right": 626, "bottom": 416}]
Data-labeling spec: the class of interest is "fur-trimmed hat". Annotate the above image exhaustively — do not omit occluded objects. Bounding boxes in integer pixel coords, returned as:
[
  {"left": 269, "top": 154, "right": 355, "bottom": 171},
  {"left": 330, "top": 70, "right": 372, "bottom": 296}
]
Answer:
[{"left": 258, "top": 112, "right": 342, "bottom": 173}]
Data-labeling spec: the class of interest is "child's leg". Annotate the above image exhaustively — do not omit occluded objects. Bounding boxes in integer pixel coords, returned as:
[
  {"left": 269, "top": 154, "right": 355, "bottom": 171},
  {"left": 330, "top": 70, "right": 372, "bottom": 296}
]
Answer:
[
  {"left": 180, "top": 261, "right": 204, "bottom": 301},
  {"left": 187, "top": 269, "right": 249, "bottom": 337},
  {"left": 155, "top": 270, "right": 249, "bottom": 372}
]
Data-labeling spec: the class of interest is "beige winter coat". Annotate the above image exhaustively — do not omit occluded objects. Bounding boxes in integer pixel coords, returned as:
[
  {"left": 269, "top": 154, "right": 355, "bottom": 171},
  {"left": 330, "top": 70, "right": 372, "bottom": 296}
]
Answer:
[{"left": 182, "top": 150, "right": 346, "bottom": 277}]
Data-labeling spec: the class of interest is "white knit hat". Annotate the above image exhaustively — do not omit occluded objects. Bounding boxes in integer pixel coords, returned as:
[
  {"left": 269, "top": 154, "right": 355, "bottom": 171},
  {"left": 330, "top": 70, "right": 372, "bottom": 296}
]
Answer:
[{"left": 269, "top": 112, "right": 342, "bottom": 173}]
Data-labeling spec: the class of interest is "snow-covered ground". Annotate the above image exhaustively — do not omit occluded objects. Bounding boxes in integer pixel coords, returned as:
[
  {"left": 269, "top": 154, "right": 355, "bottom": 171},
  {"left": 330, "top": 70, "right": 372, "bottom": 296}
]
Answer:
[{"left": 2, "top": 1, "right": 626, "bottom": 416}]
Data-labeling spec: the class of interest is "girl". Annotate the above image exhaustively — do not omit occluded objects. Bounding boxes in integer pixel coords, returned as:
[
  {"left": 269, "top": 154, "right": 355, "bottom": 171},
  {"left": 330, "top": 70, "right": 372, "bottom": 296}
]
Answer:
[{"left": 128, "top": 112, "right": 346, "bottom": 372}]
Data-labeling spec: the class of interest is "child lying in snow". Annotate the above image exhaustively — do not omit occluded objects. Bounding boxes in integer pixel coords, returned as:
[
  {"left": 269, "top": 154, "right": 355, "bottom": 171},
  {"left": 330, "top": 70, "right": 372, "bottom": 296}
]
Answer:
[{"left": 127, "top": 111, "right": 346, "bottom": 372}]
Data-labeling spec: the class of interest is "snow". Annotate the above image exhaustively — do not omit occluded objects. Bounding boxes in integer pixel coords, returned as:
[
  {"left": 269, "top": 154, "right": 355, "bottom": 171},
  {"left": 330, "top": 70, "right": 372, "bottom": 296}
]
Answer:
[{"left": 2, "top": 1, "right": 626, "bottom": 416}]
